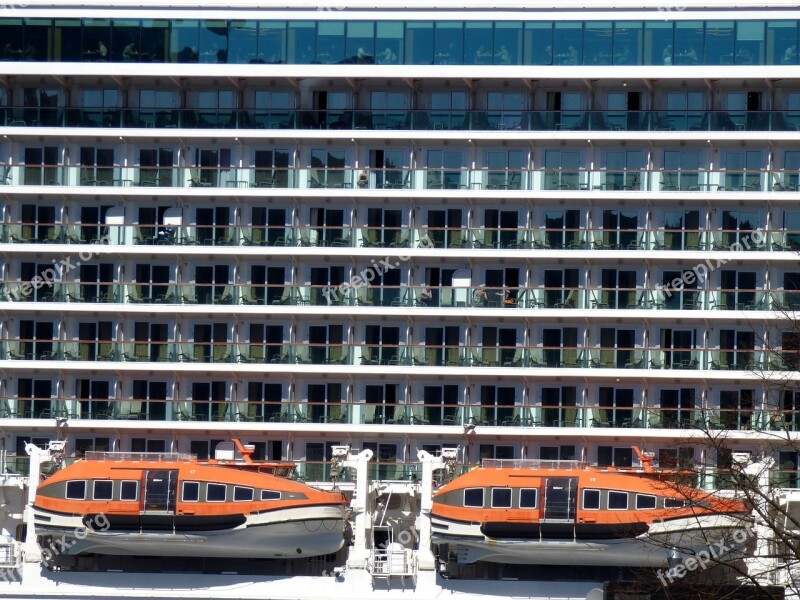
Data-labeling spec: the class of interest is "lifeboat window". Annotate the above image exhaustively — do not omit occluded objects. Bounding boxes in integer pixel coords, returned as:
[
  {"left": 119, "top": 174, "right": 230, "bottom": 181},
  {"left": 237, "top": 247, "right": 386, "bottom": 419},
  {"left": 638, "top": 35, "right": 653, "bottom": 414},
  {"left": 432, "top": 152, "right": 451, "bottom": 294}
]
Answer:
[
  {"left": 261, "top": 490, "right": 281, "bottom": 501},
  {"left": 491, "top": 488, "right": 512, "bottom": 508},
  {"left": 582, "top": 489, "right": 601, "bottom": 510},
  {"left": 665, "top": 498, "right": 686, "bottom": 509},
  {"left": 93, "top": 480, "right": 113, "bottom": 500},
  {"left": 519, "top": 488, "right": 538, "bottom": 509},
  {"left": 65, "top": 480, "right": 86, "bottom": 500},
  {"left": 207, "top": 483, "right": 227, "bottom": 502},
  {"left": 120, "top": 480, "right": 138, "bottom": 501},
  {"left": 608, "top": 491, "right": 629, "bottom": 510},
  {"left": 464, "top": 488, "right": 484, "bottom": 507},
  {"left": 635, "top": 494, "right": 657, "bottom": 510},
  {"left": 234, "top": 486, "right": 254, "bottom": 502},
  {"left": 182, "top": 481, "right": 200, "bottom": 502}
]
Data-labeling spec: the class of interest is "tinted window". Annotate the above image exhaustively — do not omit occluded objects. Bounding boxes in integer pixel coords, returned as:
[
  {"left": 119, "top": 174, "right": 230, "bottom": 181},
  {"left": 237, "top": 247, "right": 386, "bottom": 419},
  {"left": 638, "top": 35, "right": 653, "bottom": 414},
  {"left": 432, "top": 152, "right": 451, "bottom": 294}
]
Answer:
[
  {"left": 583, "top": 489, "right": 600, "bottom": 510},
  {"left": 261, "top": 490, "right": 281, "bottom": 501},
  {"left": 665, "top": 497, "right": 686, "bottom": 508},
  {"left": 182, "top": 481, "right": 200, "bottom": 502},
  {"left": 66, "top": 480, "right": 86, "bottom": 500},
  {"left": 636, "top": 494, "right": 657, "bottom": 509},
  {"left": 206, "top": 483, "right": 226, "bottom": 502},
  {"left": 608, "top": 491, "right": 628, "bottom": 510},
  {"left": 464, "top": 487, "right": 484, "bottom": 507},
  {"left": 234, "top": 486, "right": 254, "bottom": 502},
  {"left": 519, "top": 488, "right": 537, "bottom": 508},
  {"left": 93, "top": 480, "right": 113, "bottom": 500},
  {"left": 491, "top": 488, "right": 512, "bottom": 508},
  {"left": 120, "top": 480, "right": 138, "bottom": 501}
]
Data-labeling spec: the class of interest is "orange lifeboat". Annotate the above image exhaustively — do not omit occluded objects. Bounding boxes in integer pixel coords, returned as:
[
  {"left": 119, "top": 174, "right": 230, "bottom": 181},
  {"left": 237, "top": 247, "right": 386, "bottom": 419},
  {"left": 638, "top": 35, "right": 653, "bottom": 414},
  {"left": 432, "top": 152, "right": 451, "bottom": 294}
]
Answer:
[
  {"left": 430, "top": 453, "right": 749, "bottom": 568},
  {"left": 32, "top": 443, "right": 347, "bottom": 559}
]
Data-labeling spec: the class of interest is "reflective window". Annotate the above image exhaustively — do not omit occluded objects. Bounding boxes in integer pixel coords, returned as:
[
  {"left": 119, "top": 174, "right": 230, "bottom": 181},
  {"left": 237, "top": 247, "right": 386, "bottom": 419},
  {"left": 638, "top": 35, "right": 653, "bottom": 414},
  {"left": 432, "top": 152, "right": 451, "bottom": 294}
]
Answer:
[
  {"left": 495, "top": 22, "right": 522, "bottom": 65},
  {"left": 465, "top": 22, "right": 493, "bottom": 65},
  {"left": 227, "top": 21, "right": 256, "bottom": 63},
  {"left": 525, "top": 22, "right": 553, "bottom": 65},
  {"left": 288, "top": 21, "right": 315, "bottom": 63},
  {"left": 608, "top": 490, "right": 629, "bottom": 510},
  {"left": 491, "top": 488, "right": 512, "bottom": 508},
  {"left": 0, "top": 18, "right": 798, "bottom": 67},
  {"left": 120, "top": 480, "right": 138, "bottom": 501},
  {"left": 199, "top": 20, "right": 228, "bottom": 63},
  {"left": 93, "top": 480, "right": 113, "bottom": 500},
  {"left": 705, "top": 21, "right": 734, "bottom": 65},
  {"left": 464, "top": 487, "right": 484, "bottom": 507},
  {"left": 346, "top": 21, "right": 374, "bottom": 63},
  {"left": 171, "top": 20, "right": 199, "bottom": 63},
  {"left": 434, "top": 22, "right": 463, "bottom": 64},
  {"left": 554, "top": 22, "right": 582, "bottom": 65},
  {"left": 645, "top": 21, "right": 673, "bottom": 65},
  {"left": 261, "top": 490, "right": 281, "bottom": 500},
  {"left": 583, "top": 489, "right": 601, "bottom": 510},
  {"left": 259, "top": 21, "right": 286, "bottom": 64},
  {"left": 234, "top": 486, "right": 254, "bottom": 501},
  {"left": 585, "top": 22, "right": 613, "bottom": 65},
  {"left": 674, "top": 21, "right": 703, "bottom": 65},
  {"left": 635, "top": 494, "right": 657, "bottom": 509},
  {"left": 182, "top": 481, "right": 199, "bottom": 502},
  {"left": 519, "top": 488, "right": 538, "bottom": 508},
  {"left": 66, "top": 480, "right": 86, "bottom": 500},
  {"left": 736, "top": 21, "right": 764, "bottom": 65},
  {"left": 768, "top": 21, "right": 798, "bottom": 65},
  {"left": 317, "top": 21, "right": 345, "bottom": 64},
  {"left": 206, "top": 483, "right": 227, "bottom": 502},
  {"left": 614, "top": 22, "right": 641, "bottom": 65}
]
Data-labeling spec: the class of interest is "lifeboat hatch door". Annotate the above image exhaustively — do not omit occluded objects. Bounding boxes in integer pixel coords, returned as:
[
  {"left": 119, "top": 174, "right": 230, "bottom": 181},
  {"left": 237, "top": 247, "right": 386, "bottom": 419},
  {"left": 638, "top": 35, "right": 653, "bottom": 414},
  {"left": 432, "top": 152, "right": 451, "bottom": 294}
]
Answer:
[
  {"left": 542, "top": 477, "right": 577, "bottom": 522},
  {"left": 143, "top": 469, "right": 178, "bottom": 513}
]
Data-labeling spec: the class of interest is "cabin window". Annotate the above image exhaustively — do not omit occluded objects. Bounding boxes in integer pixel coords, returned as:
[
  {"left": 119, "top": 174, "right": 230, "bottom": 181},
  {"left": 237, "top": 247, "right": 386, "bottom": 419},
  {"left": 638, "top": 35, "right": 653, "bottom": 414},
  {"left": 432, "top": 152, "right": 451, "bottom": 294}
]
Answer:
[
  {"left": 491, "top": 488, "right": 512, "bottom": 508},
  {"left": 582, "top": 489, "right": 601, "bottom": 510},
  {"left": 207, "top": 483, "right": 227, "bottom": 502},
  {"left": 66, "top": 480, "right": 86, "bottom": 500},
  {"left": 120, "top": 480, "right": 138, "bottom": 501},
  {"left": 261, "top": 490, "right": 281, "bottom": 501},
  {"left": 234, "top": 486, "right": 254, "bottom": 502},
  {"left": 182, "top": 481, "right": 200, "bottom": 502},
  {"left": 665, "top": 498, "right": 686, "bottom": 508},
  {"left": 608, "top": 491, "right": 629, "bottom": 510},
  {"left": 636, "top": 494, "right": 657, "bottom": 509},
  {"left": 464, "top": 487, "right": 484, "bottom": 507},
  {"left": 520, "top": 488, "right": 538, "bottom": 508},
  {"left": 93, "top": 480, "right": 113, "bottom": 500}
]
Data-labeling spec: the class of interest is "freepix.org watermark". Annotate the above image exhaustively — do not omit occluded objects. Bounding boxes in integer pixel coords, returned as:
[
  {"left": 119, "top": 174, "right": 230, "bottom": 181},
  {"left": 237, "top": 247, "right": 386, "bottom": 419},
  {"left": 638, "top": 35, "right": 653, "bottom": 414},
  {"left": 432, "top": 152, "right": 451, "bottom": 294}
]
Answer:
[
  {"left": 0, "top": 513, "right": 110, "bottom": 581},
  {"left": 655, "top": 229, "right": 766, "bottom": 299},
  {"left": 656, "top": 521, "right": 755, "bottom": 586},
  {"left": 322, "top": 236, "right": 433, "bottom": 304},
  {"left": 2, "top": 237, "right": 110, "bottom": 302}
]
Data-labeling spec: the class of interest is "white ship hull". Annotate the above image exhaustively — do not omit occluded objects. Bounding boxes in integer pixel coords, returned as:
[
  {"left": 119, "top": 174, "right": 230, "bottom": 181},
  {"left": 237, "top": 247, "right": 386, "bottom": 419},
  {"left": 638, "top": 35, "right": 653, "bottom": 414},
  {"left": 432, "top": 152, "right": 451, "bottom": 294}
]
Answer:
[
  {"left": 33, "top": 505, "right": 346, "bottom": 559},
  {"left": 432, "top": 514, "right": 750, "bottom": 567}
]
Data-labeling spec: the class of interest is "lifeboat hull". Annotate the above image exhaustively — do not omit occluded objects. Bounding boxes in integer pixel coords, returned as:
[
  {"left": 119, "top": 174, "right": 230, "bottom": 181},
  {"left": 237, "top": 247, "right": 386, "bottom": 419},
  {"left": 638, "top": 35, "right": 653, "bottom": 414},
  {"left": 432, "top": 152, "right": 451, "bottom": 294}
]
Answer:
[
  {"left": 34, "top": 504, "right": 346, "bottom": 559},
  {"left": 432, "top": 513, "right": 749, "bottom": 567}
]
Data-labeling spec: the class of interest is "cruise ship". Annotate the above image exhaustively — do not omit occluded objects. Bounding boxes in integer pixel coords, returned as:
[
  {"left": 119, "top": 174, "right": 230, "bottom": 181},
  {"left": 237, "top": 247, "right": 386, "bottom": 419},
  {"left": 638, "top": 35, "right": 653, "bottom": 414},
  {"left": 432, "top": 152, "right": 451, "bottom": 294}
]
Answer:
[{"left": 0, "top": 0, "right": 799, "bottom": 598}]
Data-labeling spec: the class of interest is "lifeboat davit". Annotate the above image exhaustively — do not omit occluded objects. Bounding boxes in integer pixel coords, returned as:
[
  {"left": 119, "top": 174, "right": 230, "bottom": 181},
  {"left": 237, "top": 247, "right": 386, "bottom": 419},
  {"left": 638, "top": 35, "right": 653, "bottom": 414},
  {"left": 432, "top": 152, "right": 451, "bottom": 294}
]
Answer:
[
  {"left": 32, "top": 443, "right": 348, "bottom": 559},
  {"left": 430, "top": 449, "right": 750, "bottom": 568}
]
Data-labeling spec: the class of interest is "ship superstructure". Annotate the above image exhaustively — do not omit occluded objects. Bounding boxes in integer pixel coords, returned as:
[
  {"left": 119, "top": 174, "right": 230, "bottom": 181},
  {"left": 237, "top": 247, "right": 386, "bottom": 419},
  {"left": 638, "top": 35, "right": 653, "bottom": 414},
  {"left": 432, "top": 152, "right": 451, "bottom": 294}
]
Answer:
[{"left": 0, "top": 0, "right": 799, "bottom": 597}]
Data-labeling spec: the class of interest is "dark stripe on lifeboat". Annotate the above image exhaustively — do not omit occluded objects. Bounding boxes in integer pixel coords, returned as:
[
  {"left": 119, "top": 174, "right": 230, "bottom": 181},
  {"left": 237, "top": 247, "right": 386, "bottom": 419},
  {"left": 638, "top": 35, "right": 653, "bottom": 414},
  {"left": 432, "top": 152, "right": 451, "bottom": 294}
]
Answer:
[
  {"left": 480, "top": 521, "right": 649, "bottom": 540},
  {"left": 84, "top": 513, "right": 247, "bottom": 532}
]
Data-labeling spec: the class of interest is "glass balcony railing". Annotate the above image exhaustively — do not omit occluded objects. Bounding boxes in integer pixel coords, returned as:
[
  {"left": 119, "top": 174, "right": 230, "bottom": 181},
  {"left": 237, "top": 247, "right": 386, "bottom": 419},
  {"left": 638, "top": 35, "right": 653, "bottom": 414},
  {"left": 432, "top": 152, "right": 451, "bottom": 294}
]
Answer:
[
  {"left": 0, "top": 281, "right": 795, "bottom": 316},
  {"left": 1, "top": 222, "right": 798, "bottom": 253},
  {"left": 2, "top": 395, "right": 795, "bottom": 439},
  {"left": 2, "top": 339, "right": 793, "bottom": 377},
  {"left": 5, "top": 108, "right": 800, "bottom": 132},
  {"left": 1, "top": 165, "right": 798, "bottom": 193}
]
